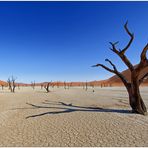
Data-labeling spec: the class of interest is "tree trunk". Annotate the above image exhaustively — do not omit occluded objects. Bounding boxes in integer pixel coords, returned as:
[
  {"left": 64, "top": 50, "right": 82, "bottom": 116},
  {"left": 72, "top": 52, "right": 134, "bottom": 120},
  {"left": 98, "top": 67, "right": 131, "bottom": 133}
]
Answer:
[{"left": 127, "top": 75, "right": 147, "bottom": 115}]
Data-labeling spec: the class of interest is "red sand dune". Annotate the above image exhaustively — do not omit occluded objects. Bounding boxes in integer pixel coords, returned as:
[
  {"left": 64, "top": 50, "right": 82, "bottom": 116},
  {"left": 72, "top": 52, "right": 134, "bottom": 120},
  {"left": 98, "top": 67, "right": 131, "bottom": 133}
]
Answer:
[
  {"left": 105, "top": 66, "right": 148, "bottom": 86},
  {"left": 0, "top": 80, "right": 8, "bottom": 86},
  {"left": 0, "top": 66, "right": 147, "bottom": 87},
  {"left": 90, "top": 66, "right": 148, "bottom": 86}
]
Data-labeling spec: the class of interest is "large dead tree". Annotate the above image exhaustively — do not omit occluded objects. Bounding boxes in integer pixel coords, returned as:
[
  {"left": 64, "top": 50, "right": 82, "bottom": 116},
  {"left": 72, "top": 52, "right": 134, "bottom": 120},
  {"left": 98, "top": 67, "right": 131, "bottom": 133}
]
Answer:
[{"left": 92, "top": 22, "right": 148, "bottom": 115}]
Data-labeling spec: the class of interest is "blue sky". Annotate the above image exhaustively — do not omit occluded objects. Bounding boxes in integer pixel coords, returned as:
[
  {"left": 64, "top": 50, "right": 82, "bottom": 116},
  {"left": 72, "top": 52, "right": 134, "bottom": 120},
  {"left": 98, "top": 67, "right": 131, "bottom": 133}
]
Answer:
[{"left": 0, "top": 1, "right": 148, "bottom": 83}]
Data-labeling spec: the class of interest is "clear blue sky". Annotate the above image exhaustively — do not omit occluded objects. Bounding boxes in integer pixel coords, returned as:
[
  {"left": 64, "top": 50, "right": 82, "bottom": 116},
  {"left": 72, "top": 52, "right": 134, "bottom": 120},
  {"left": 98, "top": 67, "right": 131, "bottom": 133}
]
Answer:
[{"left": 0, "top": 1, "right": 148, "bottom": 83}]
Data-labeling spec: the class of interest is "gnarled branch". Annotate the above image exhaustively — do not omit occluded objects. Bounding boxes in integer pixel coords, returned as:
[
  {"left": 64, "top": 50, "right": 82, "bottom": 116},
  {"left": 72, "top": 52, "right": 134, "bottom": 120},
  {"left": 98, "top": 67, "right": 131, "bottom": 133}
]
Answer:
[
  {"left": 92, "top": 63, "right": 115, "bottom": 73},
  {"left": 136, "top": 43, "right": 148, "bottom": 72},
  {"left": 105, "top": 59, "right": 118, "bottom": 72},
  {"left": 109, "top": 41, "right": 134, "bottom": 71},
  {"left": 140, "top": 43, "right": 148, "bottom": 63},
  {"left": 92, "top": 59, "right": 129, "bottom": 87},
  {"left": 109, "top": 42, "right": 119, "bottom": 54},
  {"left": 120, "top": 21, "right": 134, "bottom": 54},
  {"left": 109, "top": 22, "right": 134, "bottom": 71}
]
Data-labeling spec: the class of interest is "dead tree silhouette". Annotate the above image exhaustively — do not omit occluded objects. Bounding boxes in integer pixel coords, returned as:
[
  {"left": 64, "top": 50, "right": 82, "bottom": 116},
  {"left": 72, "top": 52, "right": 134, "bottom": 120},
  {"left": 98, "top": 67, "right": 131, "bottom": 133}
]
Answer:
[
  {"left": 85, "top": 81, "right": 88, "bottom": 91},
  {"left": 7, "top": 76, "right": 17, "bottom": 93},
  {"left": 92, "top": 22, "right": 148, "bottom": 115},
  {"left": 44, "top": 81, "right": 51, "bottom": 93},
  {"left": 31, "top": 81, "right": 35, "bottom": 90},
  {"left": 64, "top": 81, "right": 66, "bottom": 89},
  {"left": 44, "top": 83, "right": 50, "bottom": 92}
]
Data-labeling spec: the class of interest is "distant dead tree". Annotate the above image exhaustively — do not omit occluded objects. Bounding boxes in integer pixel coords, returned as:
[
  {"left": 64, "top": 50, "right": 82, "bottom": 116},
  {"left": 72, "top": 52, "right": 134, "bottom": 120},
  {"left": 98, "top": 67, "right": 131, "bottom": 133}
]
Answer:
[
  {"left": 44, "top": 82, "right": 51, "bottom": 93},
  {"left": 85, "top": 81, "right": 88, "bottom": 91},
  {"left": 1, "top": 84, "right": 4, "bottom": 90},
  {"left": 67, "top": 83, "right": 70, "bottom": 89},
  {"left": 91, "top": 84, "right": 95, "bottom": 92},
  {"left": 92, "top": 22, "right": 148, "bottom": 115},
  {"left": 7, "top": 76, "right": 17, "bottom": 93},
  {"left": 64, "top": 81, "right": 66, "bottom": 89},
  {"left": 100, "top": 83, "right": 103, "bottom": 88},
  {"left": 31, "top": 81, "right": 35, "bottom": 90}
]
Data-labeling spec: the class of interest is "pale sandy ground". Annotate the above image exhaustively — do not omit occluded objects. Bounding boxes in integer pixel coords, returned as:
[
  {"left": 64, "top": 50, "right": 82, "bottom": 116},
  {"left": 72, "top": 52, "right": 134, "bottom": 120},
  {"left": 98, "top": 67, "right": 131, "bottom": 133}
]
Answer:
[{"left": 0, "top": 86, "right": 148, "bottom": 147}]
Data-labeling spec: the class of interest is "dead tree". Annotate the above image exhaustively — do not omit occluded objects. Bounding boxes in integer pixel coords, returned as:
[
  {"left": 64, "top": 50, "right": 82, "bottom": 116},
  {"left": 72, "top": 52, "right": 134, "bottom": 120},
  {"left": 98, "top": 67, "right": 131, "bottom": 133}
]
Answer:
[
  {"left": 92, "top": 22, "right": 148, "bottom": 115},
  {"left": 1, "top": 84, "right": 4, "bottom": 90},
  {"left": 7, "top": 76, "right": 17, "bottom": 93},
  {"left": 85, "top": 81, "right": 88, "bottom": 91},
  {"left": 64, "top": 81, "right": 66, "bottom": 89},
  {"left": 31, "top": 81, "right": 35, "bottom": 90},
  {"left": 67, "top": 83, "right": 70, "bottom": 89},
  {"left": 7, "top": 79, "right": 11, "bottom": 90},
  {"left": 44, "top": 82, "right": 50, "bottom": 93},
  {"left": 100, "top": 83, "right": 103, "bottom": 88}
]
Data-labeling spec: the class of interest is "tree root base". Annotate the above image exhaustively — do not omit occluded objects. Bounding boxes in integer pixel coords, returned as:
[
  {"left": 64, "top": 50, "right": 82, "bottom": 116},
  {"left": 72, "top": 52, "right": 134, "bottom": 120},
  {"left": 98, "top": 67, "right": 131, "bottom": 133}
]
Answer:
[{"left": 131, "top": 109, "right": 148, "bottom": 116}]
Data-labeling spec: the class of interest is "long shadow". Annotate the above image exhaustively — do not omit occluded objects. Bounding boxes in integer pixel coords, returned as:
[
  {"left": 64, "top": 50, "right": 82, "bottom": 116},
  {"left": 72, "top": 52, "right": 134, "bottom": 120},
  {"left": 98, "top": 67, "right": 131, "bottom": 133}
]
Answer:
[{"left": 25, "top": 101, "right": 132, "bottom": 119}]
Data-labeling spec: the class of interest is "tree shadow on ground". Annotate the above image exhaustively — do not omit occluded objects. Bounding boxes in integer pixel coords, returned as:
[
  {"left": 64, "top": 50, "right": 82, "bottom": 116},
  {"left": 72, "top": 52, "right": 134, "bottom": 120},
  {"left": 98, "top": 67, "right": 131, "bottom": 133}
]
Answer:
[{"left": 24, "top": 101, "right": 133, "bottom": 119}]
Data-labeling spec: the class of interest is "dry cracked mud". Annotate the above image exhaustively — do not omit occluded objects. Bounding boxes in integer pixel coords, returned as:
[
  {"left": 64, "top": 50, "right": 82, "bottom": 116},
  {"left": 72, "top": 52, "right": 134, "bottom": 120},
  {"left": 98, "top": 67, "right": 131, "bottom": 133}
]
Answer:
[{"left": 0, "top": 86, "right": 148, "bottom": 146}]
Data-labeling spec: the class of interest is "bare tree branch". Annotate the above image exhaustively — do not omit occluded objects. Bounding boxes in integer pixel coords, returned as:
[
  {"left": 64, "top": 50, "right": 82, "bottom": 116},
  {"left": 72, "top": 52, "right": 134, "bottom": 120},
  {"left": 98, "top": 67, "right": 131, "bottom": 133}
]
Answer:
[
  {"left": 92, "top": 64, "right": 115, "bottom": 73},
  {"left": 105, "top": 59, "right": 118, "bottom": 71},
  {"left": 92, "top": 59, "right": 129, "bottom": 87},
  {"left": 108, "top": 22, "right": 134, "bottom": 71},
  {"left": 109, "top": 41, "right": 134, "bottom": 71},
  {"left": 136, "top": 43, "right": 148, "bottom": 72},
  {"left": 109, "top": 42, "right": 120, "bottom": 54},
  {"left": 141, "top": 43, "right": 148, "bottom": 62},
  {"left": 120, "top": 21, "right": 134, "bottom": 54}
]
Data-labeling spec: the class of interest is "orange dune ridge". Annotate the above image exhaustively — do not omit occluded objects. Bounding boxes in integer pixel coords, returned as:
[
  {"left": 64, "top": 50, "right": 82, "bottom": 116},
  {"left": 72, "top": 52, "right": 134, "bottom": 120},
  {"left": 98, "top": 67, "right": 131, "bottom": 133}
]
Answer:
[{"left": 0, "top": 66, "right": 147, "bottom": 87}]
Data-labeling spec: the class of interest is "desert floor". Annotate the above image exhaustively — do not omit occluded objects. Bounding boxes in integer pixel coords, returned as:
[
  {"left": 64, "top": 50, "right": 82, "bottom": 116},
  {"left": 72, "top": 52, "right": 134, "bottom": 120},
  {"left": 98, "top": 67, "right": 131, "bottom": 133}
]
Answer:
[{"left": 0, "top": 86, "right": 148, "bottom": 147}]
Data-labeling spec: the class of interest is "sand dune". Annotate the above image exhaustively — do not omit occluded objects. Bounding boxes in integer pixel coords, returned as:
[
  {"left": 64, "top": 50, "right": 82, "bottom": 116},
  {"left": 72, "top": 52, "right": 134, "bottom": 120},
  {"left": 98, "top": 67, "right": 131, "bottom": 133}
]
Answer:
[
  {"left": 107, "top": 66, "right": 148, "bottom": 84},
  {"left": 90, "top": 66, "right": 148, "bottom": 86}
]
